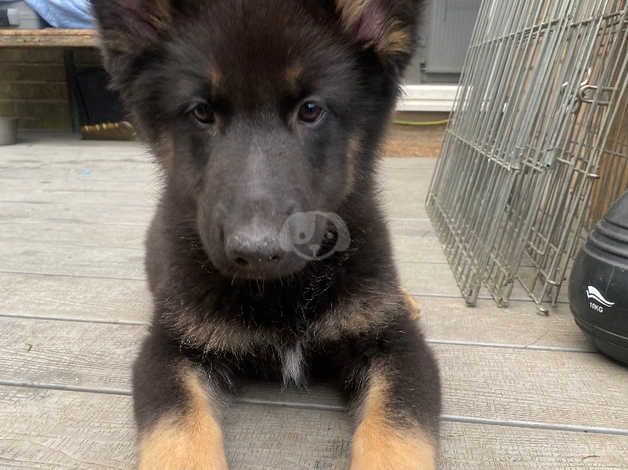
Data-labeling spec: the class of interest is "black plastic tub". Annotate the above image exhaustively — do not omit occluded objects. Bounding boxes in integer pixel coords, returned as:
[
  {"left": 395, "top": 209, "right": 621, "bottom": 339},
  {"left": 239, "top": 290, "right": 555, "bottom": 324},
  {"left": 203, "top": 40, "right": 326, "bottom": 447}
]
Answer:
[{"left": 569, "top": 191, "right": 628, "bottom": 365}]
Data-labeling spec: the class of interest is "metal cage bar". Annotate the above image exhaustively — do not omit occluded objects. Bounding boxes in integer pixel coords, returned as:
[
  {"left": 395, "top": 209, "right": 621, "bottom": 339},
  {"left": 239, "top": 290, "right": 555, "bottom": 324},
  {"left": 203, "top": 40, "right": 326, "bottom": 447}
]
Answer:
[{"left": 426, "top": 0, "right": 628, "bottom": 310}]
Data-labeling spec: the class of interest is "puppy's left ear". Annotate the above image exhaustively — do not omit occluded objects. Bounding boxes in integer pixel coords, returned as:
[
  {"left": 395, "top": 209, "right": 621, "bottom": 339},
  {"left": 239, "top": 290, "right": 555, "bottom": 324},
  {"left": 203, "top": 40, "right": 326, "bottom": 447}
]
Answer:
[
  {"left": 335, "top": 0, "right": 423, "bottom": 75},
  {"left": 91, "top": 0, "right": 180, "bottom": 88}
]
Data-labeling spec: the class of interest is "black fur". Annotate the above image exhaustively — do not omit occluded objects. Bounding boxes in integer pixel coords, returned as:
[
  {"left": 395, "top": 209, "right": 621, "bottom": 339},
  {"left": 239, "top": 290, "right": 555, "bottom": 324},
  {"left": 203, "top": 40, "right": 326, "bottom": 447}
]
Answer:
[{"left": 93, "top": 0, "right": 441, "bottom": 465}]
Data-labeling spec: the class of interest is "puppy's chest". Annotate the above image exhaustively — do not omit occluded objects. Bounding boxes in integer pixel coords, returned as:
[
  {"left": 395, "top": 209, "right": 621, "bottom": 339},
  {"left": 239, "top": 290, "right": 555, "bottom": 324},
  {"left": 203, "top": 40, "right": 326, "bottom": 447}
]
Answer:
[{"left": 277, "top": 341, "right": 305, "bottom": 387}]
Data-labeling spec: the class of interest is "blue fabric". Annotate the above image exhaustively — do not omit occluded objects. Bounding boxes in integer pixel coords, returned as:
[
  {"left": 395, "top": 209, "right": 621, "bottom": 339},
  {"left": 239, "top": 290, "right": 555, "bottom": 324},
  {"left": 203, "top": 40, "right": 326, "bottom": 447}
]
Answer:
[{"left": 24, "top": 0, "right": 93, "bottom": 28}]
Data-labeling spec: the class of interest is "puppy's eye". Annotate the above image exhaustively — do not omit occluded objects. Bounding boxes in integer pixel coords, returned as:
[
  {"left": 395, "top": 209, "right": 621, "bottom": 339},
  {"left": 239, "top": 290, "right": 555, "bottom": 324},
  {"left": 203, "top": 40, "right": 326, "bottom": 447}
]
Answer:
[
  {"left": 298, "top": 101, "right": 324, "bottom": 124},
  {"left": 190, "top": 102, "right": 215, "bottom": 125}
]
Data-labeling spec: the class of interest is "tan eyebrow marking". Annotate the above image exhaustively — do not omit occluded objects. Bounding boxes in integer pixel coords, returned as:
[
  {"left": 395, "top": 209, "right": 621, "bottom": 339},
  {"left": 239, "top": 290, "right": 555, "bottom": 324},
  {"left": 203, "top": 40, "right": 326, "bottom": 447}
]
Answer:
[
  {"left": 284, "top": 62, "right": 304, "bottom": 92},
  {"left": 207, "top": 63, "right": 222, "bottom": 88}
]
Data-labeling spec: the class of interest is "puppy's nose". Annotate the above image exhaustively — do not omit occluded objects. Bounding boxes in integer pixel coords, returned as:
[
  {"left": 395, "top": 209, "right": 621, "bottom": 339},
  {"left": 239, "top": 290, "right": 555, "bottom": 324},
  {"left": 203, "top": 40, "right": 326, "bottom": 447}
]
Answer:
[{"left": 225, "top": 225, "right": 284, "bottom": 270}]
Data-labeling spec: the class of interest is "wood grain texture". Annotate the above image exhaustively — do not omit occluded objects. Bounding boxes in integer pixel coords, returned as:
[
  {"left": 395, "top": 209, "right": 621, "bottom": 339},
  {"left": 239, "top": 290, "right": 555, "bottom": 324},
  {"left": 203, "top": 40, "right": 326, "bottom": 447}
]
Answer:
[
  {"left": 0, "top": 236, "right": 472, "bottom": 298},
  {"left": 0, "top": 227, "right": 556, "bottom": 302},
  {"left": 0, "top": 272, "right": 588, "bottom": 350},
  {"left": 0, "top": 219, "right": 446, "bottom": 263},
  {"left": 1, "top": 137, "right": 624, "bottom": 469},
  {"left": 2, "top": 248, "right": 545, "bottom": 307},
  {"left": 0, "top": 222, "right": 146, "bottom": 249},
  {"left": 0, "top": 29, "right": 97, "bottom": 48},
  {"left": 0, "top": 273, "right": 150, "bottom": 323},
  {"left": 400, "top": 262, "right": 568, "bottom": 304},
  {"left": 0, "top": 201, "right": 154, "bottom": 226},
  {"left": 419, "top": 297, "right": 592, "bottom": 351},
  {"left": 0, "top": 240, "right": 146, "bottom": 279},
  {"left": 0, "top": 162, "right": 156, "bottom": 186},
  {"left": 0, "top": 318, "right": 626, "bottom": 430},
  {"left": 0, "top": 385, "right": 626, "bottom": 470}
]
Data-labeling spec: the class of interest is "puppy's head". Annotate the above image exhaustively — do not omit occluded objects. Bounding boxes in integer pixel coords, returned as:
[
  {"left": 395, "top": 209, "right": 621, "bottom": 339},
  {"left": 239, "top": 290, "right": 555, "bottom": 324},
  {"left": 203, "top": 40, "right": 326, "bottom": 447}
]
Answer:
[{"left": 94, "top": 0, "right": 423, "bottom": 280}]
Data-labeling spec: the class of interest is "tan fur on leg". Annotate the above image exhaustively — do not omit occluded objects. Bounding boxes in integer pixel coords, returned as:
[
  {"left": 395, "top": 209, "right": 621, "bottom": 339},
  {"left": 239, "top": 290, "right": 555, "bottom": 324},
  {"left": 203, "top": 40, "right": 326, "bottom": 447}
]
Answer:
[
  {"left": 138, "top": 369, "right": 228, "bottom": 470},
  {"left": 351, "top": 371, "right": 436, "bottom": 470},
  {"left": 403, "top": 289, "right": 421, "bottom": 321}
]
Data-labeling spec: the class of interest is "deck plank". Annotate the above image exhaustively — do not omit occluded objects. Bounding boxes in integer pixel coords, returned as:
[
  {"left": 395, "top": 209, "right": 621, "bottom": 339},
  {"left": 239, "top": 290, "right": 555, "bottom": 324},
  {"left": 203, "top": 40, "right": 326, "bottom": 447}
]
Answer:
[
  {"left": 1, "top": 385, "right": 626, "bottom": 470},
  {"left": 0, "top": 200, "right": 154, "bottom": 226},
  {"left": 0, "top": 238, "right": 542, "bottom": 301},
  {"left": 420, "top": 297, "right": 592, "bottom": 351},
  {"left": 0, "top": 219, "right": 446, "bottom": 263},
  {"left": 0, "top": 318, "right": 625, "bottom": 430},
  {"left": 0, "top": 228, "right": 559, "bottom": 304},
  {"left": 0, "top": 272, "right": 588, "bottom": 350},
  {"left": 1, "top": 138, "right": 623, "bottom": 468},
  {"left": 0, "top": 233, "right": 458, "bottom": 286},
  {"left": 0, "top": 222, "right": 446, "bottom": 265},
  {"left": 0, "top": 142, "right": 431, "bottom": 222},
  {"left": 0, "top": 273, "right": 150, "bottom": 323}
]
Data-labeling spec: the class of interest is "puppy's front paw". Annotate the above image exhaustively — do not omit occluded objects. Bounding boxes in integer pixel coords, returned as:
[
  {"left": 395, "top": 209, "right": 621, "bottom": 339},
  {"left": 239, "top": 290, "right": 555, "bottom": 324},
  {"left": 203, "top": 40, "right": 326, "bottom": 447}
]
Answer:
[
  {"left": 351, "top": 371, "right": 437, "bottom": 470},
  {"left": 138, "top": 413, "right": 228, "bottom": 470},
  {"left": 350, "top": 424, "right": 436, "bottom": 470},
  {"left": 137, "top": 370, "right": 228, "bottom": 470}
]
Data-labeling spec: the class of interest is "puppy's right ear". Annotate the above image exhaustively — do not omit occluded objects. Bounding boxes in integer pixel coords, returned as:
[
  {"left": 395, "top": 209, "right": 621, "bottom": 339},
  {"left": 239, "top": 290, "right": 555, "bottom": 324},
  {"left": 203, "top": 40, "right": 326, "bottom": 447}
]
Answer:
[
  {"left": 91, "top": 0, "right": 174, "bottom": 86},
  {"left": 333, "top": 0, "right": 424, "bottom": 76}
]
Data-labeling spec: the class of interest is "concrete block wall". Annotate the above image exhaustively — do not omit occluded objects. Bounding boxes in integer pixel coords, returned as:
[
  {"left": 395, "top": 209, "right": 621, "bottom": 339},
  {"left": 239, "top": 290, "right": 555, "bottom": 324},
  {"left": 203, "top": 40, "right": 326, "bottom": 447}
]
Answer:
[{"left": 0, "top": 47, "right": 102, "bottom": 130}]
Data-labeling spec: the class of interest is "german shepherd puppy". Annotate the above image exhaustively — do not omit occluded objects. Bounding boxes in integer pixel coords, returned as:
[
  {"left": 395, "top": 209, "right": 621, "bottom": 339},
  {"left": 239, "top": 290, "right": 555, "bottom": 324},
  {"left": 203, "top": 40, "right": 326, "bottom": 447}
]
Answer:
[{"left": 93, "top": 0, "right": 441, "bottom": 468}]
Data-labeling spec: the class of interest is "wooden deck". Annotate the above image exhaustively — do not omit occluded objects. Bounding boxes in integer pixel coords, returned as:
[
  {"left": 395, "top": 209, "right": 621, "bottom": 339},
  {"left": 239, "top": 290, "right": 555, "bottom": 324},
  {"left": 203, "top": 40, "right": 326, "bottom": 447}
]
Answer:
[{"left": 0, "top": 134, "right": 626, "bottom": 469}]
